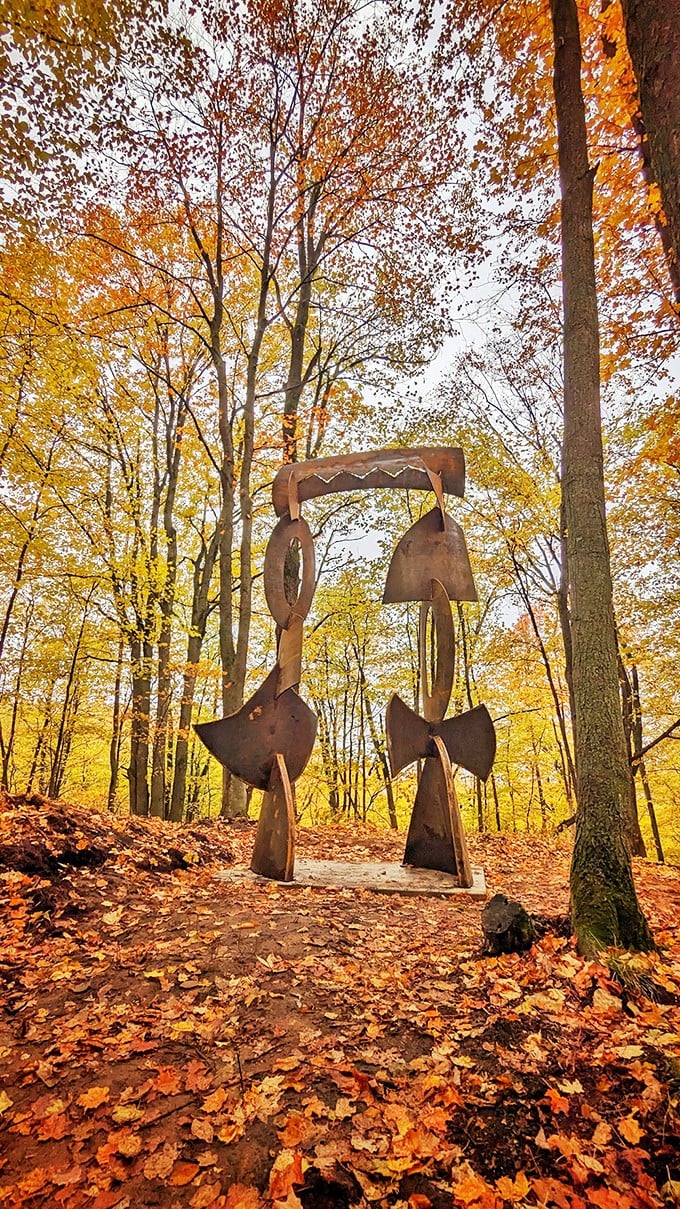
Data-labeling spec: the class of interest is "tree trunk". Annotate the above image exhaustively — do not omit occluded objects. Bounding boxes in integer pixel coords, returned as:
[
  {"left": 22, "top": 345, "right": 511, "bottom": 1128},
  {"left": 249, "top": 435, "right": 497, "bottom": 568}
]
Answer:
[
  {"left": 0, "top": 600, "right": 33, "bottom": 791},
  {"left": 620, "top": 0, "right": 680, "bottom": 305},
  {"left": 128, "top": 637, "right": 152, "bottom": 816},
  {"left": 617, "top": 649, "right": 646, "bottom": 856},
  {"left": 107, "top": 639, "right": 125, "bottom": 812},
  {"left": 630, "top": 664, "right": 664, "bottom": 862},
  {"left": 551, "top": 0, "right": 653, "bottom": 954},
  {"left": 48, "top": 589, "right": 92, "bottom": 800},
  {"left": 491, "top": 771, "right": 502, "bottom": 831},
  {"left": 26, "top": 682, "right": 55, "bottom": 795}
]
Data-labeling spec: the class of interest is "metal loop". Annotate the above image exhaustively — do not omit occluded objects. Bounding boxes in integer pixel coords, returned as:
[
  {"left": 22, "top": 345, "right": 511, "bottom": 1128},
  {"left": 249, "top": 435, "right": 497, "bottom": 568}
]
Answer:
[
  {"left": 264, "top": 513, "right": 316, "bottom": 629},
  {"left": 419, "top": 578, "right": 454, "bottom": 723}
]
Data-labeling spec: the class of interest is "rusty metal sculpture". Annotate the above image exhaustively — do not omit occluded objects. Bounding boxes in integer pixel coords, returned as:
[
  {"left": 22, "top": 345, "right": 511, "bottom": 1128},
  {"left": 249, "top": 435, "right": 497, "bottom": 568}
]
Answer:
[{"left": 195, "top": 447, "right": 496, "bottom": 886}]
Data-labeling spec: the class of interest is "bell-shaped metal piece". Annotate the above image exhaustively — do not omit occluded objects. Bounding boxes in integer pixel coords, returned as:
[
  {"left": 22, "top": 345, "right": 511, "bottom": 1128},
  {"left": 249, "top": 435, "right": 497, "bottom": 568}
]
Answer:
[{"left": 382, "top": 507, "right": 478, "bottom": 604}]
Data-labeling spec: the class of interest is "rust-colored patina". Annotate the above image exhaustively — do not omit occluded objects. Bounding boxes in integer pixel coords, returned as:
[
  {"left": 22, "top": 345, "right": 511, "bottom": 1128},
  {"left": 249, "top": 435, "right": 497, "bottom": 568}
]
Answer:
[
  {"left": 272, "top": 446, "right": 465, "bottom": 516},
  {"left": 195, "top": 446, "right": 496, "bottom": 885}
]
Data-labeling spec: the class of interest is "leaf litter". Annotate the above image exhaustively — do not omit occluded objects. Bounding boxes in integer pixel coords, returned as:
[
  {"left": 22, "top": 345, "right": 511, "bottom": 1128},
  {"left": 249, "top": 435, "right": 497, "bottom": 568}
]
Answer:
[{"left": 0, "top": 792, "right": 678, "bottom": 1208}]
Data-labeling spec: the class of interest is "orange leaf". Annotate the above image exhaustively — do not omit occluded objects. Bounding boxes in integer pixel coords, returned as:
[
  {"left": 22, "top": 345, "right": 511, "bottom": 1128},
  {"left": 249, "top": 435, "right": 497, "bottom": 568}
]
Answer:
[
  {"left": 531, "top": 1177, "right": 573, "bottom": 1209},
  {"left": 452, "top": 1167, "right": 495, "bottom": 1205},
  {"left": 588, "top": 1190, "right": 633, "bottom": 1209},
  {"left": 224, "top": 1185, "right": 262, "bottom": 1209},
  {"left": 143, "top": 1142, "right": 179, "bottom": 1181},
  {"left": 154, "top": 1067, "right": 183, "bottom": 1096},
  {"left": 169, "top": 1161, "right": 200, "bottom": 1186},
  {"left": 267, "top": 1150, "right": 304, "bottom": 1200},
  {"left": 279, "top": 1113, "right": 316, "bottom": 1148},
  {"left": 186, "top": 1060, "right": 213, "bottom": 1093},
  {"left": 190, "top": 1184, "right": 223, "bottom": 1208},
  {"left": 117, "top": 1132, "right": 142, "bottom": 1158},
  {"left": 496, "top": 1171, "right": 530, "bottom": 1201},
  {"left": 545, "top": 1088, "right": 570, "bottom": 1114},
  {"left": 547, "top": 1133, "right": 582, "bottom": 1158},
  {"left": 618, "top": 1116, "right": 643, "bottom": 1145},
  {"left": 78, "top": 1086, "right": 110, "bottom": 1110},
  {"left": 192, "top": 1118, "right": 215, "bottom": 1144},
  {"left": 202, "top": 1087, "right": 228, "bottom": 1114}
]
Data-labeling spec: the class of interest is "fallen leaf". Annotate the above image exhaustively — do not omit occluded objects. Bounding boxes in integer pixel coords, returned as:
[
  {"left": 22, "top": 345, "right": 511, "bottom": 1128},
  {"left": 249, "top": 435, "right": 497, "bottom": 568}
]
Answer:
[
  {"left": 617, "top": 1115, "right": 643, "bottom": 1145},
  {"left": 169, "top": 1160, "right": 200, "bottom": 1186},
  {"left": 78, "top": 1086, "right": 110, "bottom": 1110},
  {"left": 268, "top": 1150, "right": 304, "bottom": 1200},
  {"left": 192, "top": 1117, "right": 214, "bottom": 1143},
  {"left": 545, "top": 1088, "right": 570, "bottom": 1114},
  {"left": 190, "top": 1184, "right": 223, "bottom": 1208},
  {"left": 202, "top": 1087, "right": 228, "bottom": 1114},
  {"left": 143, "top": 1143, "right": 179, "bottom": 1180},
  {"left": 614, "top": 1045, "right": 644, "bottom": 1059},
  {"left": 496, "top": 1171, "right": 530, "bottom": 1201},
  {"left": 154, "top": 1067, "right": 183, "bottom": 1096},
  {"left": 452, "top": 1165, "right": 494, "bottom": 1205},
  {"left": 112, "top": 1104, "right": 144, "bottom": 1124},
  {"left": 117, "top": 1132, "right": 142, "bottom": 1158},
  {"left": 224, "top": 1185, "right": 263, "bottom": 1208}
]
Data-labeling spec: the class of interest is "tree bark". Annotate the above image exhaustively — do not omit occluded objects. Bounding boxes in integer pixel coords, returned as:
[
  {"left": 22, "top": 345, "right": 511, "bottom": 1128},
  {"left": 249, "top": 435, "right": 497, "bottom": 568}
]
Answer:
[
  {"left": 128, "top": 637, "right": 152, "bottom": 816},
  {"left": 616, "top": 648, "right": 646, "bottom": 856},
  {"left": 48, "top": 589, "right": 92, "bottom": 800},
  {"left": 620, "top": 0, "right": 680, "bottom": 306},
  {"left": 630, "top": 663, "right": 664, "bottom": 862},
  {"left": 551, "top": 0, "right": 653, "bottom": 954},
  {"left": 107, "top": 639, "right": 125, "bottom": 812},
  {"left": 0, "top": 600, "right": 33, "bottom": 791},
  {"left": 169, "top": 521, "right": 220, "bottom": 822}
]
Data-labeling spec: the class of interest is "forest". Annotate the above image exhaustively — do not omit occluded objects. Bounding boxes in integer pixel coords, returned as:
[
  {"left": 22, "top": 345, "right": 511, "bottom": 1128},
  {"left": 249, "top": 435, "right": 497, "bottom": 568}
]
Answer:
[
  {"left": 1, "top": 0, "right": 680, "bottom": 1204},
  {"left": 2, "top": 0, "right": 678, "bottom": 853}
]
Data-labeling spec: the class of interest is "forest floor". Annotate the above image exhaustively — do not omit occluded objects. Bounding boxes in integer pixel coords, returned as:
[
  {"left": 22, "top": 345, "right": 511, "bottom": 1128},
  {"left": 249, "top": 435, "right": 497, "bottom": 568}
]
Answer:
[{"left": 0, "top": 792, "right": 679, "bottom": 1209}]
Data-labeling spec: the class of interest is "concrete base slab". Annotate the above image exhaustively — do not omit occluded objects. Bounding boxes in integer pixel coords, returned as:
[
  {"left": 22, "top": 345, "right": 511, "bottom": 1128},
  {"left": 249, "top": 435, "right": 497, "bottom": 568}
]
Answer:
[{"left": 218, "top": 858, "right": 486, "bottom": 900}]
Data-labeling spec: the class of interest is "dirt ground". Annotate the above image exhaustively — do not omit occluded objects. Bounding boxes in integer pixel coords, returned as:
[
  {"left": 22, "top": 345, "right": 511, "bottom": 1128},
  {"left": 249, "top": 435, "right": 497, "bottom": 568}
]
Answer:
[{"left": 0, "top": 795, "right": 679, "bottom": 1209}]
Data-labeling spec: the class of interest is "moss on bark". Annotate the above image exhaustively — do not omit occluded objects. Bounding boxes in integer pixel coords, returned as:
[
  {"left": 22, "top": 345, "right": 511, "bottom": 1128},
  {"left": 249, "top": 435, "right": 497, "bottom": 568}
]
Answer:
[{"left": 570, "top": 806, "right": 654, "bottom": 956}]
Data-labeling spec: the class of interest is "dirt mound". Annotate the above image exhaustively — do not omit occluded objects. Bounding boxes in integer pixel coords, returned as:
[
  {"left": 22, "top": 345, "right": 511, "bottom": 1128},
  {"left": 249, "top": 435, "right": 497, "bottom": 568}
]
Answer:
[{"left": 0, "top": 791, "right": 235, "bottom": 876}]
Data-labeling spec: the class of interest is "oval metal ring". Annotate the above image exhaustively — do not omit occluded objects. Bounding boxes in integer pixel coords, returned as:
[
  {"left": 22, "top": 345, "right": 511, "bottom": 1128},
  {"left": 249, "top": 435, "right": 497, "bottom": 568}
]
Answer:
[
  {"left": 419, "top": 578, "right": 454, "bottom": 723},
  {"left": 264, "top": 513, "right": 316, "bottom": 629}
]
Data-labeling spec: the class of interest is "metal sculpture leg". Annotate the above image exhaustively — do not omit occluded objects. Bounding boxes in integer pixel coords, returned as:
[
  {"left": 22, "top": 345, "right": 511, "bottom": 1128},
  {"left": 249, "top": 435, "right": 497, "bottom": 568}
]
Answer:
[
  {"left": 403, "top": 737, "right": 473, "bottom": 885},
  {"left": 250, "top": 754, "right": 296, "bottom": 881}
]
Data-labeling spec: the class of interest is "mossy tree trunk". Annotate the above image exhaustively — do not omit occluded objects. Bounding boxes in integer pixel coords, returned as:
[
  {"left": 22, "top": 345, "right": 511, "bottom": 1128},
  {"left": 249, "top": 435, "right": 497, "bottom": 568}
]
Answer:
[{"left": 550, "top": 0, "right": 653, "bottom": 955}]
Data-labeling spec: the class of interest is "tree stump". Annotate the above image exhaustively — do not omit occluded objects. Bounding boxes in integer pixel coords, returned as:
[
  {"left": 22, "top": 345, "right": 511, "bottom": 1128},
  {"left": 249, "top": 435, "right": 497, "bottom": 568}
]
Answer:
[{"left": 482, "top": 893, "right": 535, "bottom": 955}]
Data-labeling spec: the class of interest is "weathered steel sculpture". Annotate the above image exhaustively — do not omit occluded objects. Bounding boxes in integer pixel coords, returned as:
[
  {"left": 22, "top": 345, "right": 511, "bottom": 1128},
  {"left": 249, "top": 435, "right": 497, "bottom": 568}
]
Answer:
[{"left": 195, "top": 447, "right": 496, "bottom": 885}]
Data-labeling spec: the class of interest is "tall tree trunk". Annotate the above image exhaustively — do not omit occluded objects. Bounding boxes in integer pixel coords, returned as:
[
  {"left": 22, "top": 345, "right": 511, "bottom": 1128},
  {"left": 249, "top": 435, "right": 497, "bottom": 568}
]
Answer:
[
  {"left": 510, "top": 548, "right": 576, "bottom": 790},
  {"left": 107, "top": 638, "right": 125, "bottom": 812},
  {"left": 26, "top": 681, "right": 55, "bottom": 795},
  {"left": 551, "top": 0, "right": 653, "bottom": 953},
  {"left": 630, "top": 664, "right": 665, "bottom": 862},
  {"left": 169, "top": 508, "right": 221, "bottom": 822},
  {"left": 491, "top": 771, "right": 502, "bottom": 831},
  {"left": 128, "top": 637, "right": 152, "bottom": 816},
  {"left": 620, "top": 0, "right": 680, "bottom": 306},
  {"left": 617, "top": 649, "right": 646, "bottom": 855},
  {"left": 352, "top": 635, "right": 398, "bottom": 830},
  {"left": 48, "top": 590, "right": 91, "bottom": 800},
  {"left": 0, "top": 600, "right": 33, "bottom": 790}
]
